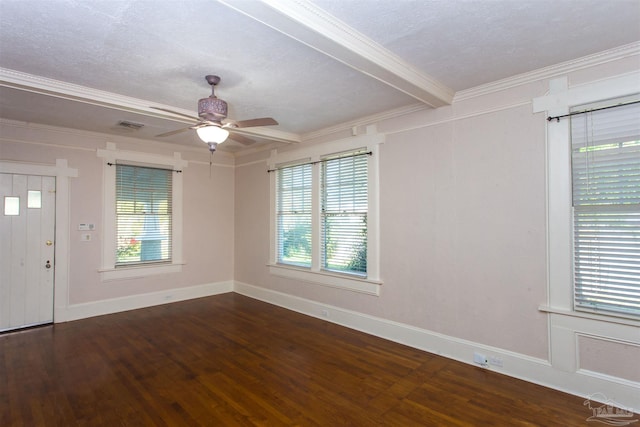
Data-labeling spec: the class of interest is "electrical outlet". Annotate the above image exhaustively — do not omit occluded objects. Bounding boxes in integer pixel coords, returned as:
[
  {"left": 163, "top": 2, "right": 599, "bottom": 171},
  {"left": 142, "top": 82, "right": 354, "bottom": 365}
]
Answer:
[
  {"left": 473, "top": 352, "right": 488, "bottom": 366},
  {"left": 489, "top": 356, "right": 504, "bottom": 367}
]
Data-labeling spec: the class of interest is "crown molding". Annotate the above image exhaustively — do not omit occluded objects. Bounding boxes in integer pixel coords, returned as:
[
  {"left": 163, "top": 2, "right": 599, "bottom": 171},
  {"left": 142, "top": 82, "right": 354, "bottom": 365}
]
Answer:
[
  {"left": 219, "top": 0, "right": 454, "bottom": 107},
  {"left": 0, "top": 67, "right": 300, "bottom": 145},
  {"left": 0, "top": 117, "right": 237, "bottom": 161},
  {"left": 0, "top": 67, "right": 194, "bottom": 119},
  {"left": 454, "top": 41, "right": 640, "bottom": 102},
  {"left": 301, "top": 102, "right": 428, "bottom": 141}
]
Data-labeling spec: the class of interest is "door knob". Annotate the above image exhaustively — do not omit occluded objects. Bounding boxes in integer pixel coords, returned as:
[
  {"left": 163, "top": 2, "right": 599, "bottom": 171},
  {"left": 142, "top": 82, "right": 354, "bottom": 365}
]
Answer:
[
  {"left": 45, "top": 260, "right": 51, "bottom": 269},
  {"left": 46, "top": 240, "right": 53, "bottom": 246}
]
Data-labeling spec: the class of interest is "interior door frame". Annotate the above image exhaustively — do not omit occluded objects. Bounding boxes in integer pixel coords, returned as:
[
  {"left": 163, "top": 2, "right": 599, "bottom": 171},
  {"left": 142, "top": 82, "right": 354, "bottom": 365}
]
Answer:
[{"left": 0, "top": 159, "right": 78, "bottom": 323}]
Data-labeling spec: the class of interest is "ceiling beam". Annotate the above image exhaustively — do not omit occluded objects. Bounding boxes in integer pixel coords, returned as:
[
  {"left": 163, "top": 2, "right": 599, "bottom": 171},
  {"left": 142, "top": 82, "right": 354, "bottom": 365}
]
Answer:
[{"left": 218, "top": 0, "right": 454, "bottom": 108}]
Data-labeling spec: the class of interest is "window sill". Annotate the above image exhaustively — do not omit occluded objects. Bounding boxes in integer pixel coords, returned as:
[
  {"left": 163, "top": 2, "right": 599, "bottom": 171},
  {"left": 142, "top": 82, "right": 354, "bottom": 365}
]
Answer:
[
  {"left": 99, "top": 263, "right": 183, "bottom": 281},
  {"left": 268, "top": 263, "right": 382, "bottom": 296},
  {"left": 538, "top": 305, "right": 640, "bottom": 327}
]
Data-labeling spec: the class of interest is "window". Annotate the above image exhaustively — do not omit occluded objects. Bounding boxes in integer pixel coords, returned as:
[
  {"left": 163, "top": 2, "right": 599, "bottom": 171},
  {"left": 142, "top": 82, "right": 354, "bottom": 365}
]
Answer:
[
  {"left": 321, "top": 152, "right": 368, "bottom": 275},
  {"left": 535, "top": 74, "right": 640, "bottom": 323},
  {"left": 116, "top": 164, "right": 172, "bottom": 266},
  {"left": 98, "top": 143, "right": 187, "bottom": 280},
  {"left": 269, "top": 131, "right": 382, "bottom": 295},
  {"left": 275, "top": 151, "right": 369, "bottom": 276},
  {"left": 27, "top": 191, "right": 41, "bottom": 208},
  {"left": 4, "top": 196, "right": 19, "bottom": 215},
  {"left": 570, "top": 100, "right": 640, "bottom": 318},
  {"left": 277, "top": 163, "right": 312, "bottom": 267}
]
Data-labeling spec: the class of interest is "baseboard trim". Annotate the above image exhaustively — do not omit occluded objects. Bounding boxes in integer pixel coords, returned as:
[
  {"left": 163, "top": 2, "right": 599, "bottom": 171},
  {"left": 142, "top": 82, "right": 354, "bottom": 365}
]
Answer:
[
  {"left": 56, "top": 281, "right": 233, "bottom": 322},
  {"left": 234, "top": 281, "right": 640, "bottom": 409}
]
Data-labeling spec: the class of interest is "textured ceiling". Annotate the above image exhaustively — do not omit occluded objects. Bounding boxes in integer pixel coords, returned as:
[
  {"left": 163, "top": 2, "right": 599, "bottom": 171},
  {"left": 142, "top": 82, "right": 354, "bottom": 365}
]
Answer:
[
  {"left": 0, "top": 0, "right": 639, "bottom": 153},
  {"left": 312, "top": 0, "right": 640, "bottom": 90}
]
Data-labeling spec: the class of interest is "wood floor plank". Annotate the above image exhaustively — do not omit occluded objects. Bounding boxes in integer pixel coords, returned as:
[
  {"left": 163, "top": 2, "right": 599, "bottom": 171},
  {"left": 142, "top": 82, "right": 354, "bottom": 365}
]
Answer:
[{"left": 1, "top": 293, "right": 633, "bottom": 426}]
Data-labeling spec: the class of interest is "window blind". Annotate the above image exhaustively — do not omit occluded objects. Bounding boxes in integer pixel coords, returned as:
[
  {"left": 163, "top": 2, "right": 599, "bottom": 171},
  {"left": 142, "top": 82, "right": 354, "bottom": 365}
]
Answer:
[
  {"left": 321, "top": 152, "right": 368, "bottom": 275},
  {"left": 115, "top": 164, "right": 172, "bottom": 266},
  {"left": 277, "top": 163, "right": 312, "bottom": 267},
  {"left": 571, "top": 100, "right": 640, "bottom": 318}
]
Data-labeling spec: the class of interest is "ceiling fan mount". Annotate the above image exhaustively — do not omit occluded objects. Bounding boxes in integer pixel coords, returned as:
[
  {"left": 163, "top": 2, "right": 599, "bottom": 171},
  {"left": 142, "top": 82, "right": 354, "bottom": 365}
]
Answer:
[
  {"left": 152, "top": 74, "right": 278, "bottom": 149},
  {"left": 205, "top": 74, "right": 221, "bottom": 86},
  {"left": 198, "top": 75, "right": 227, "bottom": 123}
]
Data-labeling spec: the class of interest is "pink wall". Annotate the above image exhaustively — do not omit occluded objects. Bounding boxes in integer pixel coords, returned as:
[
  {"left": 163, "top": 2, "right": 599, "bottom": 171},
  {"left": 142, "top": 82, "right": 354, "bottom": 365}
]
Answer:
[
  {"left": 379, "top": 105, "right": 548, "bottom": 357},
  {"left": 0, "top": 127, "right": 235, "bottom": 305},
  {"left": 579, "top": 335, "right": 640, "bottom": 382},
  {"left": 233, "top": 54, "right": 640, "bottom": 368},
  {"left": 233, "top": 104, "right": 549, "bottom": 358}
]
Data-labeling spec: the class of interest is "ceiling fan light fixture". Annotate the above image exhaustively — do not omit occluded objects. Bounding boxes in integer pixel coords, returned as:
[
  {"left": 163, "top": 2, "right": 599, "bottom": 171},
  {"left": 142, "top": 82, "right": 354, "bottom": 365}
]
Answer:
[
  {"left": 196, "top": 125, "right": 229, "bottom": 144},
  {"left": 152, "top": 74, "right": 277, "bottom": 149}
]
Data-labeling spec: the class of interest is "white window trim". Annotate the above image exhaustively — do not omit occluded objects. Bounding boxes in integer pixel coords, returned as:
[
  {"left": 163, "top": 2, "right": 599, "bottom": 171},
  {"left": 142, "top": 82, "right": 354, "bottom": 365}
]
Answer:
[
  {"left": 97, "top": 142, "right": 187, "bottom": 281},
  {"left": 533, "top": 71, "right": 640, "bottom": 322},
  {"left": 268, "top": 127, "right": 383, "bottom": 295}
]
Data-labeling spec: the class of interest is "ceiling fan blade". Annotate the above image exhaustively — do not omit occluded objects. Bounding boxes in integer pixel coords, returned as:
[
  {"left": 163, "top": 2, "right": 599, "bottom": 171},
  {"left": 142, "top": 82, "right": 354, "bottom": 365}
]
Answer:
[
  {"left": 155, "top": 127, "right": 191, "bottom": 137},
  {"left": 156, "top": 120, "right": 218, "bottom": 138},
  {"left": 227, "top": 117, "right": 278, "bottom": 128},
  {"left": 227, "top": 132, "right": 256, "bottom": 146},
  {"left": 151, "top": 106, "right": 200, "bottom": 122}
]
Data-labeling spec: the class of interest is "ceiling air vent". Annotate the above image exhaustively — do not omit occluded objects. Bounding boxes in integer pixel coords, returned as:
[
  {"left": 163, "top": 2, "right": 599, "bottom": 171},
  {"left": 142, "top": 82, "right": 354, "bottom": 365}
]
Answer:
[{"left": 116, "top": 120, "right": 144, "bottom": 131}]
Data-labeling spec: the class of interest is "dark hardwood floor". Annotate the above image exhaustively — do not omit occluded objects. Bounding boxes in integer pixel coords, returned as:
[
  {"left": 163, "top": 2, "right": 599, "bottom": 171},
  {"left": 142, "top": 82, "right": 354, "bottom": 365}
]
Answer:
[{"left": 0, "top": 293, "right": 608, "bottom": 426}]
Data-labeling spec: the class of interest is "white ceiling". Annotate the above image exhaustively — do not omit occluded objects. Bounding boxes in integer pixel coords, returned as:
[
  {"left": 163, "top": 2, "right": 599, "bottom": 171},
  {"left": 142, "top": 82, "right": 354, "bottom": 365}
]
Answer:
[{"left": 1, "top": 0, "right": 639, "bottom": 153}]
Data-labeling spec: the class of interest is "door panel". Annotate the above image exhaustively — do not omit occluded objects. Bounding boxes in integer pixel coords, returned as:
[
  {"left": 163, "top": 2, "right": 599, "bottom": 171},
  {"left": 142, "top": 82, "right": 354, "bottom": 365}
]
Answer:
[{"left": 0, "top": 173, "right": 55, "bottom": 331}]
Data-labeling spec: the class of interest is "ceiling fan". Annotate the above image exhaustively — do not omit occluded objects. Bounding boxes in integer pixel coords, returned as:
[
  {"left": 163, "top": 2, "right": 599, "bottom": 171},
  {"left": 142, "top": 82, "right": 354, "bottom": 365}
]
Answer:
[{"left": 153, "top": 75, "right": 278, "bottom": 152}]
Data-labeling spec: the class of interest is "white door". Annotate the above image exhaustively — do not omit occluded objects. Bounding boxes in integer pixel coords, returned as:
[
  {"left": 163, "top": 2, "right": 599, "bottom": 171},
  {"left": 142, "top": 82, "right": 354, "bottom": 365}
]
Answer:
[{"left": 0, "top": 173, "right": 55, "bottom": 331}]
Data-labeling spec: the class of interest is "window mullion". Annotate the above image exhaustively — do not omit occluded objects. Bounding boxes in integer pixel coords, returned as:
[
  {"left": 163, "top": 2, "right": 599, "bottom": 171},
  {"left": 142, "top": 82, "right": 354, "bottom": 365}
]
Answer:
[{"left": 311, "top": 162, "right": 321, "bottom": 272}]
